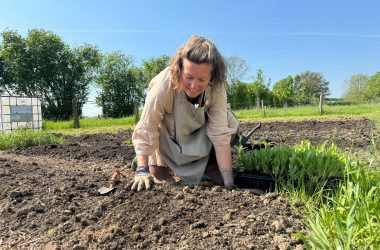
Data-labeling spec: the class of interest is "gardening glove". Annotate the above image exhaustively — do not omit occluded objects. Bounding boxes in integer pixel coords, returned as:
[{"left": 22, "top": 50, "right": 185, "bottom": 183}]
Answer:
[{"left": 126, "top": 166, "right": 162, "bottom": 192}]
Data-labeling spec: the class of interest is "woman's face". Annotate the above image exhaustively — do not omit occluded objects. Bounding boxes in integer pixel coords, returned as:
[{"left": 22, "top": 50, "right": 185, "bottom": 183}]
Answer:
[{"left": 181, "top": 58, "right": 212, "bottom": 99}]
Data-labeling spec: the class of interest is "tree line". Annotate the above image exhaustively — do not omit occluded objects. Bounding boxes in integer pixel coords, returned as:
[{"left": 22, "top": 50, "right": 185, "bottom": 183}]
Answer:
[
  {"left": 0, "top": 29, "right": 170, "bottom": 120},
  {"left": 226, "top": 66, "right": 330, "bottom": 109},
  {"left": 225, "top": 56, "right": 378, "bottom": 109},
  {"left": 1, "top": 29, "right": 379, "bottom": 120},
  {"left": 343, "top": 73, "right": 380, "bottom": 103}
]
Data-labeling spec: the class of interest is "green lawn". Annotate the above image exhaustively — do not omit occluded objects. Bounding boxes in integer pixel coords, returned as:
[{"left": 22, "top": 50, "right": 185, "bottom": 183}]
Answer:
[{"left": 43, "top": 116, "right": 136, "bottom": 135}]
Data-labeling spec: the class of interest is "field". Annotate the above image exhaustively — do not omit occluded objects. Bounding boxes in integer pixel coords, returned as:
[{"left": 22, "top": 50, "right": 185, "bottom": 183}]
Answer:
[{"left": 1, "top": 116, "right": 379, "bottom": 249}]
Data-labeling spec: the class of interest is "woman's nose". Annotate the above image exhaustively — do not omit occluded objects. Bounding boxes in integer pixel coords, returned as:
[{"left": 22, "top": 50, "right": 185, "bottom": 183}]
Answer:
[{"left": 189, "top": 80, "right": 197, "bottom": 89}]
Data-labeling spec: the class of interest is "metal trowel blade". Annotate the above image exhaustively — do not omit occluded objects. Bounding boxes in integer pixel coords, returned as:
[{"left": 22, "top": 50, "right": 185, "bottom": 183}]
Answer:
[{"left": 98, "top": 186, "right": 116, "bottom": 195}]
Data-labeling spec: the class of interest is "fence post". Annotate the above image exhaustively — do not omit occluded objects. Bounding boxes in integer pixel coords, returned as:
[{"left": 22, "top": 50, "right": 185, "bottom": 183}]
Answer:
[
  {"left": 261, "top": 100, "right": 266, "bottom": 117},
  {"left": 133, "top": 103, "right": 140, "bottom": 124},
  {"left": 72, "top": 97, "right": 80, "bottom": 128},
  {"left": 256, "top": 97, "right": 260, "bottom": 109},
  {"left": 319, "top": 94, "right": 323, "bottom": 115}
]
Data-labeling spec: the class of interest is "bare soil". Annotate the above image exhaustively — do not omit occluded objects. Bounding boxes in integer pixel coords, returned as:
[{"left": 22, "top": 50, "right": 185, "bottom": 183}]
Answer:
[{"left": 0, "top": 117, "right": 378, "bottom": 249}]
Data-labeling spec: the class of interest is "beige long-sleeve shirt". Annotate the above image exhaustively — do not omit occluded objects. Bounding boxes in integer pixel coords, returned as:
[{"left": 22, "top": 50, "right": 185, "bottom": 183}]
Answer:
[{"left": 132, "top": 67, "right": 238, "bottom": 157}]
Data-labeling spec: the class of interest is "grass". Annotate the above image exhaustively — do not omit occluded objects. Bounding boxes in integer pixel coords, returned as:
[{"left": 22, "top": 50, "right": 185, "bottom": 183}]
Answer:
[
  {"left": 46, "top": 124, "right": 134, "bottom": 136},
  {"left": 366, "top": 111, "right": 380, "bottom": 129},
  {"left": 43, "top": 116, "right": 135, "bottom": 135},
  {"left": 295, "top": 163, "right": 380, "bottom": 249},
  {"left": 0, "top": 129, "right": 65, "bottom": 150},
  {"left": 235, "top": 103, "right": 380, "bottom": 124}
]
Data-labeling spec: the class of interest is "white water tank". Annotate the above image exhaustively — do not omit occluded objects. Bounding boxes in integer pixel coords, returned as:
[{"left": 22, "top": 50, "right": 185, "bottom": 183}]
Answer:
[{"left": 0, "top": 96, "right": 42, "bottom": 133}]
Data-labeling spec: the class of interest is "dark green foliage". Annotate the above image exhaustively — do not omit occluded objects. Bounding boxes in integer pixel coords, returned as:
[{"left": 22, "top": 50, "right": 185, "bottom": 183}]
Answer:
[
  {"left": 365, "top": 72, "right": 380, "bottom": 101},
  {"left": 293, "top": 71, "right": 330, "bottom": 105},
  {"left": 142, "top": 55, "right": 170, "bottom": 85},
  {"left": 95, "top": 53, "right": 145, "bottom": 118},
  {"left": 228, "top": 81, "right": 250, "bottom": 109},
  {"left": 227, "top": 69, "right": 272, "bottom": 109},
  {"left": 272, "top": 76, "right": 294, "bottom": 107},
  {"left": 0, "top": 29, "right": 101, "bottom": 120}
]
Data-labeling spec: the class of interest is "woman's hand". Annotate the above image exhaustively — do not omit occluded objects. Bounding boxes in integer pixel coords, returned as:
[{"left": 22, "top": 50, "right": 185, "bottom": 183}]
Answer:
[
  {"left": 126, "top": 166, "right": 164, "bottom": 191},
  {"left": 214, "top": 144, "right": 235, "bottom": 187}
]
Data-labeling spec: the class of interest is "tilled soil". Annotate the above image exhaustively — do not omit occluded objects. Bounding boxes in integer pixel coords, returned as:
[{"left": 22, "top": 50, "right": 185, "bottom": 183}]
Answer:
[
  {"left": 0, "top": 117, "right": 378, "bottom": 249},
  {"left": 241, "top": 117, "right": 377, "bottom": 151}
]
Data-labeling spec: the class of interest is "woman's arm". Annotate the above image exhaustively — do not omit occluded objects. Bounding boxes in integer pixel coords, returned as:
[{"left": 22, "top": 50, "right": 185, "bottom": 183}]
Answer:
[
  {"left": 137, "top": 155, "right": 149, "bottom": 166},
  {"left": 214, "top": 144, "right": 234, "bottom": 186},
  {"left": 132, "top": 68, "right": 173, "bottom": 160}
]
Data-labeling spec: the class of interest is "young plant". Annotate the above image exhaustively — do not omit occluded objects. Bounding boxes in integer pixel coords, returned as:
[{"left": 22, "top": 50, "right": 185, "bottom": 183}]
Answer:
[{"left": 237, "top": 140, "right": 348, "bottom": 194}]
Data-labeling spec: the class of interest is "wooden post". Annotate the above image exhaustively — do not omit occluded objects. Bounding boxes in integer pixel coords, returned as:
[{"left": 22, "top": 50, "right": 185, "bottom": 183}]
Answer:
[
  {"left": 261, "top": 100, "right": 266, "bottom": 117},
  {"left": 72, "top": 97, "right": 80, "bottom": 128},
  {"left": 319, "top": 94, "right": 323, "bottom": 115},
  {"left": 133, "top": 103, "right": 140, "bottom": 124},
  {"left": 256, "top": 97, "right": 260, "bottom": 109}
]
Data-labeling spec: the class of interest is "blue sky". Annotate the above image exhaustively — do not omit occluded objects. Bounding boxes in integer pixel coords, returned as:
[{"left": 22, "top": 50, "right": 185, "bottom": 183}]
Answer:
[{"left": 1, "top": 0, "right": 379, "bottom": 116}]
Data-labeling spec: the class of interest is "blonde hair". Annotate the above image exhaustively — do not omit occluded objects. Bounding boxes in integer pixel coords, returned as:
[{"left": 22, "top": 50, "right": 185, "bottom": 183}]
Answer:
[{"left": 170, "top": 35, "right": 226, "bottom": 91}]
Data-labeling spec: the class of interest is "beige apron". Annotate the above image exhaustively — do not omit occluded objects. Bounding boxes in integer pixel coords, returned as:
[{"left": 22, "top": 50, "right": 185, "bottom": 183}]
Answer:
[{"left": 159, "top": 87, "right": 212, "bottom": 185}]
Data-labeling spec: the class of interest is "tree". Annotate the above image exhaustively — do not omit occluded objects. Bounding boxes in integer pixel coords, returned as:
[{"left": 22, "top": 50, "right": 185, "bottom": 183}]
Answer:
[
  {"left": 228, "top": 81, "right": 249, "bottom": 109},
  {"left": 142, "top": 55, "right": 170, "bottom": 85},
  {"left": 294, "top": 71, "right": 330, "bottom": 105},
  {"left": 225, "top": 56, "right": 249, "bottom": 85},
  {"left": 247, "top": 69, "right": 270, "bottom": 107},
  {"left": 272, "top": 76, "right": 294, "bottom": 107},
  {"left": 0, "top": 29, "right": 101, "bottom": 119},
  {"left": 95, "top": 52, "right": 145, "bottom": 118},
  {"left": 343, "top": 74, "right": 369, "bottom": 103},
  {"left": 0, "top": 30, "right": 28, "bottom": 95},
  {"left": 0, "top": 54, "right": 15, "bottom": 95},
  {"left": 364, "top": 72, "right": 380, "bottom": 101}
]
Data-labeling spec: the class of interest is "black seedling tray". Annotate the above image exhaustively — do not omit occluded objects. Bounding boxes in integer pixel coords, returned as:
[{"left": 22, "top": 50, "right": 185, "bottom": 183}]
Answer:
[{"left": 234, "top": 174, "right": 275, "bottom": 192}]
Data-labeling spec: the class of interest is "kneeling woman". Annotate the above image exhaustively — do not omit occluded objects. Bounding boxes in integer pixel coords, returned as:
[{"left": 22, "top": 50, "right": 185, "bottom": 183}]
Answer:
[{"left": 130, "top": 35, "right": 239, "bottom": 191}]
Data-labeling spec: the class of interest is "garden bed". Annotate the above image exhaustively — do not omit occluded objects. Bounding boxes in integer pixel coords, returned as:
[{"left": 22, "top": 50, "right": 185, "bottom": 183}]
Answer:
[{"left": 0, "top": 118, "right": 378, "bottom": 249}]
